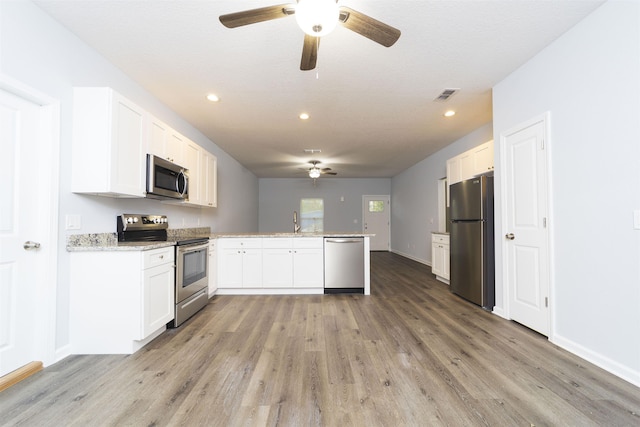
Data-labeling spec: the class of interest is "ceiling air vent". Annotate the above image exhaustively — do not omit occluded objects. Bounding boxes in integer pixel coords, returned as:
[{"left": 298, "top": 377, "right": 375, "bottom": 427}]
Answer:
[{"left": 434, "top": 88, "right": 459, "bottom": 102}]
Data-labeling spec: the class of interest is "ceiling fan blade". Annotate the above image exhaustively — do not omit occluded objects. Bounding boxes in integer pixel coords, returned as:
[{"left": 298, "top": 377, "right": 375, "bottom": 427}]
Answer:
[
  {"left": 219, "top": 4, "right": 294, "bottom": 28},
  {"left": 323, "top": 171, "right": 338, "bottom": 176},
  {"left": 300, "top": 34, "right": 319, "bottom": 71},
  {"left": 338, "top": 7, "right": 401, "bottom": 47}
]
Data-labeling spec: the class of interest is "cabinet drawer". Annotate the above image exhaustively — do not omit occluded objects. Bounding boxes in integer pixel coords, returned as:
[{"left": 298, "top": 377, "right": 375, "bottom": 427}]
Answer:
[
  {"left": 143, "top": 247, "right": 174, "bottom": 269},
  {"left": 293, "top": 237, "right": 323, "bottom": 249},
  {"left": 431, "top": 233, "right": 449, "bottom": 244},
  {"left": 218, "top": 238, "right": 262, "bottom": 250},
  {"left": 262, "top": 238, "right": 293, "bottom": 249}
]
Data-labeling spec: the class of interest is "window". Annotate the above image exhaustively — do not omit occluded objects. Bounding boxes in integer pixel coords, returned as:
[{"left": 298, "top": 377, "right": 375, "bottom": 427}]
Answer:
[
  {"left": 368, "top": 200, "right": 385, "bottom": 213},
  {"left": 300, "top": 198, "right": 323, "bottom": 232}
]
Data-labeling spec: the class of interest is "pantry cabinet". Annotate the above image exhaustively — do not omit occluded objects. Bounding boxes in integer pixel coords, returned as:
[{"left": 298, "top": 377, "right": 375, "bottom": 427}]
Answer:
[{"left": 72, "top": 87, "right": 146, "bottom": 197}]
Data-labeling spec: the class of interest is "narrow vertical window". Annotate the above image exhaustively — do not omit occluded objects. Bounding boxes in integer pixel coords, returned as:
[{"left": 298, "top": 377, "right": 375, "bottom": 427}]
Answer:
[{"left": 300, "top": 198, "right": 324, "bottom": 232}]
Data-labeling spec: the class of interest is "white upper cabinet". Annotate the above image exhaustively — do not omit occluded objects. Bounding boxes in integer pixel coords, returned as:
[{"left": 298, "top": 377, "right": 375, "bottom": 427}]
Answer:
[
  {"left": 73, "top": 87, "right": 217, "bottom": 206},
  {"left": 148, "top": 116, "right": 183, "bottom": 167},
  {"left": 446, "top": 140, "right": 494, "bottom": 186},
  {"left": 72, "top": 87, "right": 146, "bottom": 197},
  {"left": 202, "top": 151, "right": 218, "bottom": 208}
]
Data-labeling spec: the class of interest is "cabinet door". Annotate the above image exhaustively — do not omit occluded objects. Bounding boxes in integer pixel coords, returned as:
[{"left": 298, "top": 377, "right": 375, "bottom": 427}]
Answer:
[
  {"left": 446, "top": 157, "right": 462, "bottom": 186},
  {"left": 432, "top": 242, "right": 443, "bottom": 277},
  {"left": 167, "top": 129, "right": 185, "bottom": 166},
  {"left": 183, "top": 139, "right": 201, "bottom": 205},
  {"left": 472, "top": 140, "right": 494, "bottom": 176},
  {"left": 293, "top": 248, "right": 324, "bottom": 288},
  {"left": 459, "top": 152, "right": 474, "bottom": 182},
  {"left": 242, "top": 248, "right": 263, "bottom": 288},
  {"left": 218, "top": 248, "right": 243, "bottom": 288},
  {"left": 442, "top": 244, "right": 450, "bottom": 281},
  {"left": 141, "top": 264, "right": 174, "bottom": 339},
  {"left": 110, "top": 92, "right": 146, "bottom": 197},
  {"left": 148, "top": 116, "right": 169, "bottom": 161},
  {"left": 208, "top": 241, "right": 217, "bottom": 296},
  {"left": 263, "top": 248, "right": 293, "bottom": 287},
  {"left": 202, "top": 151, "right": 217, "bottom": 207}
]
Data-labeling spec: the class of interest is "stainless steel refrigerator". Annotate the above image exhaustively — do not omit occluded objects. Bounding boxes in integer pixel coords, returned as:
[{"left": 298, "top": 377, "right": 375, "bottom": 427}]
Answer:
[{"left": 449, "top": 175, "right": 495, "bottom": 310}]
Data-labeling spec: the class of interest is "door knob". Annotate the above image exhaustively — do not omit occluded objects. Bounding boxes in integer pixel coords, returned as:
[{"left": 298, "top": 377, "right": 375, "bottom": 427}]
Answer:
[
  {"left": 505, "top": 233, "right": 515, "bottom": 240},
  {"left": 23, "top": 241, "right": 41, "bottom": 250}
]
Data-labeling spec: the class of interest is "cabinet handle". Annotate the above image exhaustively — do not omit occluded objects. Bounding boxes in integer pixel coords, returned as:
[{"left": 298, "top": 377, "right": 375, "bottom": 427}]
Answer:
[{"left": 159, "top": 255, "right": 164, "bottom": 259}]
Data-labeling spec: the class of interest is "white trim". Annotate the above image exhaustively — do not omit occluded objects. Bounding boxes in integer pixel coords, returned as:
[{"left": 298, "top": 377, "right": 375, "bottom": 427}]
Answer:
[{"left": 0, "top": 74, "right": 61, "bottom": 367}]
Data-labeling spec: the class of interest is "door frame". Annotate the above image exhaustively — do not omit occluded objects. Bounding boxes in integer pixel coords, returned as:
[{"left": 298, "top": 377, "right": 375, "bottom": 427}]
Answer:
[
  {"left": 499, "top": 111, "right": 554, "bottom": 339},
  {"left": 1, "top": 74, "right": 60, "bottom": 368}
]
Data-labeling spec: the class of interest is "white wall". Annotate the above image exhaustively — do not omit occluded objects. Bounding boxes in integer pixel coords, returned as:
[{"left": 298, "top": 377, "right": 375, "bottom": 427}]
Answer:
[
  {"left": 259, "top": 178, "right": 391, "bottom": 232},
  {"left": 390, "top": 124, "right": 493, "bottom": 264},
  {"left": 493, "top": 0, "right": 640, "bottom": 385},
  {"left": 1, "top": 1, "right": 259, "bottom": 356}
]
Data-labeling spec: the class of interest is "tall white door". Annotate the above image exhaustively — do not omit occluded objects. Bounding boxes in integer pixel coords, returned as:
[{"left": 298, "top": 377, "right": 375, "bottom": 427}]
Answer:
[
  {"left": 502, "top": 115, "right": 550, "bottom": 336},
  {"left": 0, "top": 88, "right": 50, "bottom": 376},
  {"left": 363, "top": 195, "right": 390, "bottom": 251}
]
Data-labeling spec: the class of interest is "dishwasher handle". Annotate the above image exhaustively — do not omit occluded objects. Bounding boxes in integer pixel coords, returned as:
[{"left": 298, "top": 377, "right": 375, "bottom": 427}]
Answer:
[{"left": 325, "top": 238, "right": 363, "bottom": 244}]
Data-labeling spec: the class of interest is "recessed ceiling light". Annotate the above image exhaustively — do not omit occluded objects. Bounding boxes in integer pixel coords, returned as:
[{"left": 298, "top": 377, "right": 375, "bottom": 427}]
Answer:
[
  {"left": 206, "top": 93, "right": 220, "bottom": 102},
  {"left": 299, "top": 113, "right": 310, "bottom": 120},
  {"left": 444, "top": 110, "right": 456, "bottom": 117}
]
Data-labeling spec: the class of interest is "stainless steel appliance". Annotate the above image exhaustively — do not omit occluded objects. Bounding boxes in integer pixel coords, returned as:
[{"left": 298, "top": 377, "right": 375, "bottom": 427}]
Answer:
[
  {"left": 172, "top": 237, "right": 209, "bottom": 327},
  {"left": 324, "top": 237, "right": 365, "bottom": 294},
  {"left": 146, "top": 154, "right": 188, "bottom": 200},
  {"left": 117, "top": 214, "right": 209, "bottom": 327},
  {"left": 449, "top": 176, "right": 495, "bottom": 310}
]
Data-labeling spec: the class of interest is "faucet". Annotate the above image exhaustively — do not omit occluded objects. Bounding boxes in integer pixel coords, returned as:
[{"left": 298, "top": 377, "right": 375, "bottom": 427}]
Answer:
[{"left": 293, "top": 210, "right": 301, "bottom": 233}]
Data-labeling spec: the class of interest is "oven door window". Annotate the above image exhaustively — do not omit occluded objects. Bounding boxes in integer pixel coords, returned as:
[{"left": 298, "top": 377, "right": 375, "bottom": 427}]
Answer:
[{"left": 182, "top": 247, "right": 207, "bottom": 288}]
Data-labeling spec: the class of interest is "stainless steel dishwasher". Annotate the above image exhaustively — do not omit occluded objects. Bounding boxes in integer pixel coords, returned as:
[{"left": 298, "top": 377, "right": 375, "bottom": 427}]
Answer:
[{"left": 324, "top": 237, "right": 365, "bottom": 294}]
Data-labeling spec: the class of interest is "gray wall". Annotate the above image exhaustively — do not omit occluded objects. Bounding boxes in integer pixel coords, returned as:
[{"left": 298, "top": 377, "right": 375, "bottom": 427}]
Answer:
[
  {"left": 1, "top": 1, "right": 259, "bottom": 355},
  {"left": 390, "top": 124, "right": 493, "bottom": 264},
  {"left": 259, "top": 178, "right": 391, "bottom": 233},
  {"left": 492, "top": 0, "right": 639, "bottom": 385}
]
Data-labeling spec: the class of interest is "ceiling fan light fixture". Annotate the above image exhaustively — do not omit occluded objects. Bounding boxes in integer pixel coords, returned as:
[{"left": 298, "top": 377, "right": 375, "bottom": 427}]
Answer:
[
  {"left": 309, "top": 167, "right": 321, "bottom": 179},
  {"left": 299, "top": 112, "right": 310, "bottom": 120},
  {"left": 295, "top": 0, "right": 340, "bottom": 37}
]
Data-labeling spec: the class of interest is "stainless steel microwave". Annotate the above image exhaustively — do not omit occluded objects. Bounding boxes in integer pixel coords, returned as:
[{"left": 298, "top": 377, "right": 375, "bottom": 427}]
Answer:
[{"left": 146, "top": 154, "right": 188, "bottom": 200}]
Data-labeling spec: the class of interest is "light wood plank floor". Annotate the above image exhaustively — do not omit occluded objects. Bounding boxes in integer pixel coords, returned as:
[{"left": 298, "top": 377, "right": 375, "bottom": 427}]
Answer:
[{"left": 2, "top": 252, "right": 639, "bottom": 426}]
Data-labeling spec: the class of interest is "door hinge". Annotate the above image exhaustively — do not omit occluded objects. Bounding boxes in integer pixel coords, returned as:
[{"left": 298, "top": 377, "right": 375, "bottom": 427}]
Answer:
[
  {"left": 545, "top": 297, "right": 549, "bottom": 308},
  {"left": 541, "top": 138, "right": 545, "bottom": 150},
  {"left": 543, "top": 217, "right": 547, "bottom": 228}
]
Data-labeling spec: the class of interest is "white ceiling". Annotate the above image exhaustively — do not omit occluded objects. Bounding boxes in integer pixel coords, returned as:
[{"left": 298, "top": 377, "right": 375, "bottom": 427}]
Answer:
[{"left": 34, "top": 0, "right": 604, "bottom": 178}]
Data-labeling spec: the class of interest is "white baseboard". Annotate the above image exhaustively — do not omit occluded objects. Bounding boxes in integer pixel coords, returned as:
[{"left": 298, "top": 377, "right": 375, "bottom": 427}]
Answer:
[
  {"left": 51, "top": 344, "right": 72, "bottom": 367},
  {"left": 552, "top": 333, "right": 640, "bottom": 388},
  {"left": 389, "top": 249, "right": 430, "bottom": 266},
  {"left": 491, "top": 306, "right": 508, "bottom": 319}
]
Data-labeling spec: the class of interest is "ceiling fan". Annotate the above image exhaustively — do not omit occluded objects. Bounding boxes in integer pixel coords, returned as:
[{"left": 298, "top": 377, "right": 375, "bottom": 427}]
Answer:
[
  {"left": 300, "top": 160, "right": 337, "bottom": 178},
  {"left": 219, "top": 0, "right": 401, "bottom": 71}
]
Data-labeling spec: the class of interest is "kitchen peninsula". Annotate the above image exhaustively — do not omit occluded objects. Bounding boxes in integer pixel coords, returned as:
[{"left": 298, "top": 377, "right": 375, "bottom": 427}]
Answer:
[{"left": 212, "top": 232, "right": 372, "bottom": 296}]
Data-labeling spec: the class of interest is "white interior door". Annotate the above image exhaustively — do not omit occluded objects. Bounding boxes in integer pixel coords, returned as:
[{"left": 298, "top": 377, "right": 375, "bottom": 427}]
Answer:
[
  {"left": 363, "top": 195, "right": 390, "bottom": 251},
  {"left": 502, "top": 114, "right": 550, "bottom": 336},
  {"left": 0, "top": 85, "right": 56, "bottom": 376}
]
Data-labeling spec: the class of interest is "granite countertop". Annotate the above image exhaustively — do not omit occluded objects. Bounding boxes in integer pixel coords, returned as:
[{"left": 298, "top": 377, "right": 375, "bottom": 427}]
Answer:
[
  {"left": 67, "top": 228, "right": 374, "bottom": 252},
  {"left": 211, "top": 232, "right": 375, "bottom": 238}
]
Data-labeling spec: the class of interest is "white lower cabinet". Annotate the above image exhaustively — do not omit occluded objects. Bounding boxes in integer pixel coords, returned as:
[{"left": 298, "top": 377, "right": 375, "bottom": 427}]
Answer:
[
  {"left": 70, "top": 246, "right": 175, "bottom": 354},
  {"left": 217, "top": 237, "right": 324, "bottom": 294},
  {"left": 208, "top": 240, "right": 217, "bottom": 297},
  {"left": 217, "top": 238, "right": 263, "bottom": 288},
  {"left": 431, "top": 233, "right": 450, "bottom": 283},
  {"left": 262, "top": 238, "right": 324, "bottom": 289}
]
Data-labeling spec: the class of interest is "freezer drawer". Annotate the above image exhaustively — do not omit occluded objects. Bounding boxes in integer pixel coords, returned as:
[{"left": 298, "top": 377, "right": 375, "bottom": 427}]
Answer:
[{"left": 324, "top": 238, "right": 364, "bottom": 293}]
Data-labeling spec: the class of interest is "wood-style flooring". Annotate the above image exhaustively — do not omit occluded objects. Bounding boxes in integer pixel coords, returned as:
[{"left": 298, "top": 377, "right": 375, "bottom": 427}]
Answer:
[{"left": 1, "top": 252, "right": 639, "bottom": 426}]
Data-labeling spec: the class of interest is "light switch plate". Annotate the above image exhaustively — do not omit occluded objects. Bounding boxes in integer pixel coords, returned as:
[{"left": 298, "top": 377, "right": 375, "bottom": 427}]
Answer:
[{"left": 65, "top": 214, "right": 81, "bottom": 230}]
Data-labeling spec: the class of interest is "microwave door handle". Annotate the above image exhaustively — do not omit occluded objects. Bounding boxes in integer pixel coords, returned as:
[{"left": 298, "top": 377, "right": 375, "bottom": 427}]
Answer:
[{"left": 177, "top": 170, "right": 187, "bottom": 197}]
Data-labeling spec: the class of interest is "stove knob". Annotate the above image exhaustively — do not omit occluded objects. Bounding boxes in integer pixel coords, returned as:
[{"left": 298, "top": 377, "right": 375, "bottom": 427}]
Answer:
[
  {"left": 133, "top": 217, "right": 139, "bottom": 223},
  {"left": 126, "top": 217, "right": 134, "bottom": 224}
]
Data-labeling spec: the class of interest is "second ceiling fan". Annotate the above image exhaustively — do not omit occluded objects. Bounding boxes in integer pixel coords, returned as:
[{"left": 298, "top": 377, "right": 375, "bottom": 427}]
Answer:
[{"left": 219, "top": 0, "right": 401, "bottom": 71}]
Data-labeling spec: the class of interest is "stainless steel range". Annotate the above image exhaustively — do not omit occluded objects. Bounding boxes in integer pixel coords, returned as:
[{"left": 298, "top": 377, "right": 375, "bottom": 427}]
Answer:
[{"left": 117, "top": 214, "right": 209, "bottom": 328}]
